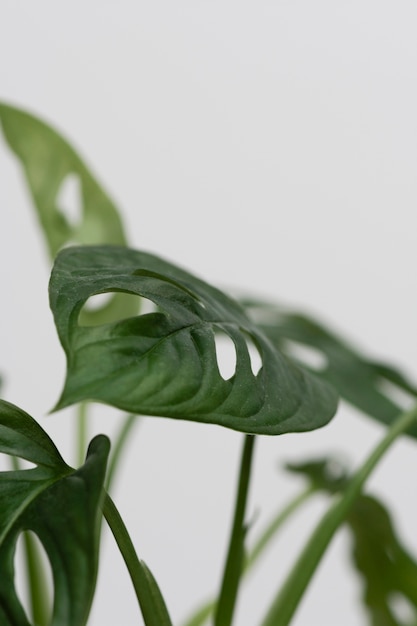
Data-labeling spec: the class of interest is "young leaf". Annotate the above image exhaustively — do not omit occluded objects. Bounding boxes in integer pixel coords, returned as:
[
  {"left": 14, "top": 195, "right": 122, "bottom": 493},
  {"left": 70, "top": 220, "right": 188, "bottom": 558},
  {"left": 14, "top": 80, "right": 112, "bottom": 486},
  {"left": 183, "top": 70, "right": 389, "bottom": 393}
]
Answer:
[
  {"left": 49, "top": 245, "right": 338, "bottom": 435},
  {"left": 0, "top": 400, "right": 109, "bottom": 626},
  {"left": 0, "top": 102, "right": 137, "bottom": 326},
  {"left": 243, "top": 301, "right": 417, "bottom": 437}
]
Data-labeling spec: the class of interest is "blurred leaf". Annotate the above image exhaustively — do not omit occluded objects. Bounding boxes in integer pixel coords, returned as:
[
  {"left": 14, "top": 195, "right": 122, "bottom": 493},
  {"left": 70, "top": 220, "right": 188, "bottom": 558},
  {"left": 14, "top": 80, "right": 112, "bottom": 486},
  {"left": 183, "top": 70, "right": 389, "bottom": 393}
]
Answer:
[
  {"left": 348, "top": 496, "right": 417, "bottom": 626},
  {"left": 286, "top": 456, "right": 349, "bottom": 493},
  {"left": 49, "top": 245, "right": 338, "bottom": 435},
  {"left": 287, "top": 457, "right": 417, "bottom": 626},
  {"left": 243, "top": 301, "right": 417, "bottom": 437},
  {"left": 261, "top": 406, "right": 417, "bottom": 626},
  {"left": 0, "top": 400, "right": 109, "bottom": 626},
  {"left": 0, "top": 102, "right": 137, "bottom": 326}
]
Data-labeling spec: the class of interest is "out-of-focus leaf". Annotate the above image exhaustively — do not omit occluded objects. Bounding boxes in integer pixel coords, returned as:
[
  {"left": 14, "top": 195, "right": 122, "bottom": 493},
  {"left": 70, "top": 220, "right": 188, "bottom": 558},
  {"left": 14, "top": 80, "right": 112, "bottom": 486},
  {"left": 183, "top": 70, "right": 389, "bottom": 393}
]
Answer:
[
  {"left": 0, "top": 400, "right": 109, "bottom": 626},
  {"left": 243, "top": 300, "right": 417, "bottom": 437},
  {"left": 49, "top": 245, "right": 338, "bottom": 435},
  {"left": 0, "top": 102, "right": 137, "bottom": 326},
  {"left": 285, "top": 456, "right": 349, "bottom": 493},
  {"left": 287, "top": 457, "right": 417, "bottom": 626},
  {"left": 349, "top": 496, "right": 417, "bottom": 626},
  {"left": 261, "top": 406, "right": 417, "bottom": 626}
]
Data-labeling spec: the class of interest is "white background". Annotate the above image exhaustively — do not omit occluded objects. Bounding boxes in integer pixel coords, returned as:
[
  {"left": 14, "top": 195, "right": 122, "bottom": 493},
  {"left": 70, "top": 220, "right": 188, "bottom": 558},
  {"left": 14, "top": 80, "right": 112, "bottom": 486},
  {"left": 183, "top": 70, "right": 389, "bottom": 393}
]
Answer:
[{"left": 1, "top": 2, "right": 417, "bottom": 625}]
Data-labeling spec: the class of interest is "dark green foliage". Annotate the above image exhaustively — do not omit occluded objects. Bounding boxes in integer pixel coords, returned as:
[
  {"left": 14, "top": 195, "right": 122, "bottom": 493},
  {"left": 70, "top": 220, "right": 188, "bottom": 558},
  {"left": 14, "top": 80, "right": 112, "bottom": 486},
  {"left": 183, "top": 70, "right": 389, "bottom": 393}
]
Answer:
[
  {"left": 0, "top": 400, "right": 109, "bottom": 626},
  {"left": 244, "top": 301, "right": 417, "bottom": 436},
  {"left": 49, "top": 245, "right": 338, "bottom": 435}
]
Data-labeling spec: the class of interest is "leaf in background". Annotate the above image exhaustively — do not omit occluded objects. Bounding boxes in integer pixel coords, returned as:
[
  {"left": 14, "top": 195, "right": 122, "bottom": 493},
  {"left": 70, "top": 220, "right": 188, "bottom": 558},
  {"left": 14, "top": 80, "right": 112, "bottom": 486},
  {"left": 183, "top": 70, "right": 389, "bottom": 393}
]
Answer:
[
  {"left": 349, "top": 496, "right": 417, "bottom": 626},
  {"left": 0, "top": 102, "right": 137, "bottom": 326},
  {"left": 285, "top": 456, "right": 349, "bottom": 493},
  {"left": 286, "top": 458, "right": 417, "bottom": 626},
  {"left": 0, "top": 400, "right": 109, "bottom": 626},
  {"left": 49, "top": 245, "right": 338, "bottom": 435},
  {"left": 243, "top": 301, "right": 417, "bottom": 438}
]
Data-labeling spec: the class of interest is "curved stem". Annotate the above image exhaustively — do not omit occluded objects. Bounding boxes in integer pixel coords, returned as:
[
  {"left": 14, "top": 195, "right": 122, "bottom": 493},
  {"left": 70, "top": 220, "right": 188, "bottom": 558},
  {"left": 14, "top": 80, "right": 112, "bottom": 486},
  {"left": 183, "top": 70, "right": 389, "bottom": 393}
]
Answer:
[
  {"left": 261, "top": 403, "right": 417, "bottom": 626},
  {"left": 214, "top": 434, "right": 256, "bottom": 626},
  {"left": 102, "top": 493, "right": 173, "bottom": 626}
]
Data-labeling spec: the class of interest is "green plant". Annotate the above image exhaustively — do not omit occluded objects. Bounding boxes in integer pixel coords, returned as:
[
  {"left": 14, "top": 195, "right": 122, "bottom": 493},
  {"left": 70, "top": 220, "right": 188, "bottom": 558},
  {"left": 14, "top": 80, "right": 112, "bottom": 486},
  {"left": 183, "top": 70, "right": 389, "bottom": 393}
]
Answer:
[{"left": 1, "top": 102, "right": 417, "bottom": 626}]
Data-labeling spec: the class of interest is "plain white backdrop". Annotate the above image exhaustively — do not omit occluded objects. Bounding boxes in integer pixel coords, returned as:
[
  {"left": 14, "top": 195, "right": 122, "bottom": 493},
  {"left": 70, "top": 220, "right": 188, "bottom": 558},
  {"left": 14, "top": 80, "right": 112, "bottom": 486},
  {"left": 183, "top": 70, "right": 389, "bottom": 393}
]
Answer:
[{"left": 1, "top": 2, "right": 417, "bottom": 624}]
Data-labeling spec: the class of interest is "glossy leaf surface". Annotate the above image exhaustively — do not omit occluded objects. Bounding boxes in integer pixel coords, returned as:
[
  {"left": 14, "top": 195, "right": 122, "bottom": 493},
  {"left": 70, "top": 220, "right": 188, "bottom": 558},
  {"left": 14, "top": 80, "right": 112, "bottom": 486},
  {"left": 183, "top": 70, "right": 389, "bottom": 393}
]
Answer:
[
  {"left": 0, "top": 400, "right": 109, "bottom": 626},
  {"left": 49, "top": 245, "right": 338, "bottom": 435},
  {"left": 244, "top": 301, "right": 417, "bottom": 437},
  {"left": 0, "top": 102, "right": 137, "bottom": 326}
]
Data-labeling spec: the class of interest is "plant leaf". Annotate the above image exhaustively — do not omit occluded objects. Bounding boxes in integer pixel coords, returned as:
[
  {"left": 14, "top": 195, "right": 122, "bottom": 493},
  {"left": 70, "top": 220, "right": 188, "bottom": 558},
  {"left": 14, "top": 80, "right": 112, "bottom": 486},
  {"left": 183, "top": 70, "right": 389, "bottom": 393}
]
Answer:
[
  {"left": 0, "top": 400, "right": 109, "bottom": 626},
  {"left": 243, "top": 300, "right": 417, "bottom": 437},
  {"left": 286, "top": 458, "right": 417, "bottom": 626},
  {"left": 260, "top": 405, "right": 417, "bottom": 626},
  {"left": 348, "top": 495, "right": 417, "bottom": 626},
  {"left": 0, "top": 102, "right": 137, "bottom": 326},
  {"left": 49, "top": 245, "right": 338, "bottom": 435}
]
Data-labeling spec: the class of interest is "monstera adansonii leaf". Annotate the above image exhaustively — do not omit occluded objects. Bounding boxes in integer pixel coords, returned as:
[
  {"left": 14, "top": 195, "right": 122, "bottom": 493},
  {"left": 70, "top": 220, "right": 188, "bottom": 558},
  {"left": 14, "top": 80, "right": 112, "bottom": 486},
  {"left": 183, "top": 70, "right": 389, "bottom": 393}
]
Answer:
[
  {"left": 48, "top": 245, "right": 338, "bottom": 435},
  {"left": 286, "top": 459, "right": 417, "bottom": 625},
  {"left": 0, "top": 102, "right": 137, "bottom": 326},
  {"left": 242, "top": 301, "right": 417, "bottom": 438},
  {"left": 0, "top": 400, "right": 109, "bottom": 626}
]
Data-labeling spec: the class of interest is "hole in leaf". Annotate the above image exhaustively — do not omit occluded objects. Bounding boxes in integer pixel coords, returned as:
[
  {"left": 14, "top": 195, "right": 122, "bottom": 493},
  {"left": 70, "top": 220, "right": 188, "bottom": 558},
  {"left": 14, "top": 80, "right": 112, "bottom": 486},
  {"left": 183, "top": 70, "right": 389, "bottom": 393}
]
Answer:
[
  {"left": 14, "top": 532, "right": 53, "bottom": 623},
  {"left": 214, "top": 329, "right": 237, "bottom": 380},
  {"left": 376, "top": 379, "right": 414, "bottom": 410},
  {"left": 138, "top": 297, "right": 158, "bottom": 315},
  {"left": 0, "top": 454, "right": 36, "bottom": 470},
  {"left": 0, "top": 452, "right": 12, "bottom": 468},
  {"left": 56, "top": 173, "right": 82, "bottom": 228},
  {"left": 242, "top": 332, "right": 263, "bottom": 376},
  {"left": 323, "top": 457, "right": 347, "bottom": 483},
  {"left": 281, "top": 340, "right": 327, "bottom": 371},
  {"left": 79, "top": 292, "right": 144, "bottom": 326},
  {"left": 388, "top": 592, "right": 416, "bottom": 624},
  {"left": 83, "top": 292, "right": 114, "bottom": 312}
]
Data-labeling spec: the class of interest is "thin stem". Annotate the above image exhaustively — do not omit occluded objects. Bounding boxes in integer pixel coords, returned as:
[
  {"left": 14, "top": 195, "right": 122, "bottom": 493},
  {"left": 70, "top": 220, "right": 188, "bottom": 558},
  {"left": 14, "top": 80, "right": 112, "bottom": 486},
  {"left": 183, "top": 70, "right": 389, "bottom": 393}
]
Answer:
[
  {"left": 106, "top": 413, "right": 139, "bottom": 491},
  {"left": 22, "top": 532, "right": 51, "bottom": 626},
  {"left": 261, "top": 403, "right": 417, "bottom": 626},
  {"left": 214, "top": 434, "right": 256, "bottom": 626},
  {"left": 244, "top": 485, "right": 315, "bottom": 574},
  {"left": 10, "top": 457, "right": 50, "bottom": 626},
  {"left": 182, "top": 486, "right": 315, "bottom": 626},
  {"left": 76, "top": 402, "right": 88, "bottom": 467},
  {"left": 102, "top": 492, "right": 173, "bottom": 626}
]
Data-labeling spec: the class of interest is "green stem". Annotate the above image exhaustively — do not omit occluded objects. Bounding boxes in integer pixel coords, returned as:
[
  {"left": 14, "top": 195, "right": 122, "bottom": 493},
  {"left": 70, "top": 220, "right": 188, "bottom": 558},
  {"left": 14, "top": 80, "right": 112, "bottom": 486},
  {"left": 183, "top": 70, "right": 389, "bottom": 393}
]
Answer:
[
  {"left": 182, "top": 486, "right": 315, "bottom": 626},
  {"left": 215, "top": 434, "right": 256, "bottom": 626},
  {"left": 10, "top": 457, "right": 50, "bottom": 626},
  {"left": 102, "top": 493, "right": 173, "bottom": 626},
  {"left": 106, "top": 413, "right": 139, "bottom": 491},
  {"left": 244, "top": 485, "right": 315, "bottom": 574},
  {"left": 76, "top": 402, "right": 88, "bottom": 467},
  {"left": 261, "top": 403, "right": 417, "bottom": 626},
  {"left": 22, "top": 532, "right": 51, "bottom": 626}
]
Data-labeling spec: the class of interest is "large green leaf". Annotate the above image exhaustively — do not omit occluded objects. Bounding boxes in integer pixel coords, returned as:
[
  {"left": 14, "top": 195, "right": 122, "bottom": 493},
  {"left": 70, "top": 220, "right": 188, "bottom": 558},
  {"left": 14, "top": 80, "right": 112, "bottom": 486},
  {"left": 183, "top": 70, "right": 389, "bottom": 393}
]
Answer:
[
  {"left": 243, "top": 301, "right": 417, "bottom": 437},
  {"left": 49, "top": 245, "right": 338, "bottom": 435},
  {"left": 0, "top": 400, "right": 109, "bottom": 626},
  {"left": 0, "top": 102, "right": 137, "bottom": 326}
]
